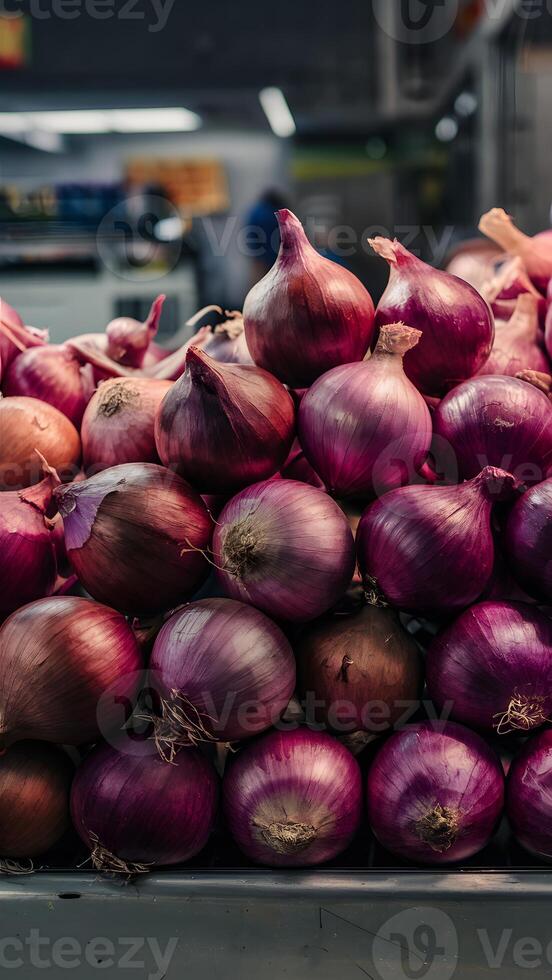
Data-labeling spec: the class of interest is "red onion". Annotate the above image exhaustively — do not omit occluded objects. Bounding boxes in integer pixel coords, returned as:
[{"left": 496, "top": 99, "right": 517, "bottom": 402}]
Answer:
[
  {"left": 433, "top": 375, "right": 552, "bottom": 486},
  {"left": 243, "top": 209, "right": 375, "bottom": 388},
  {"left": 0, "top": 742, "right": 73, "bottom": 861},
  {"left": 199, "top": 310, "right": 253, "bottom": 365},
  {"left": 0, "top": 298, "right": 48, "bottom": 369},
  {"left": 505, "top": 478, "right": 552, "bottom": 601},
  {"left": 212, "top": 479, "right": 355, "bottom": 622},
  {"left": 0, "top": 457, "right": 60, "bottom": 618},
  {"left": 546, "top": 299, "right": 552, "bottom": 361},
  {"left": 280, "top": 438, "right": 325, "bottom": 490},
  {"left": 366, "top": 721, "right": 504, "bottom": 864},
  {"left": 297, "top": 604, "right": 422, "bottom": 734},
  {"left": 427, "top": 601, "right": 552, "bottom": 734},
  {"left": 0, "top": 596, "right": 143, "bottom": 748},
  {"left": 3, "top": 345, "right": 95, "bottom": 426},
  {"left": 0, "top": 396, "right": 81, "bottom": 490},
  {"left": 507, "top": 730, "right": 552, "bottom": 861},
  {"left": 82, "top": 377, "right": 171, "bottom": 473},
  {"left": 445, "top": 241, "right": 503, "bottom": 291},
  {"left": 370, "top": 236, "right": 494, "bottom": 396},
  {"left": 148, "top": 598, "right": 296, "bottom": 756},
  {"left": 105, "top": 294, "right": 165, "bottom": 369},
  {"left": 298, "top": 323, "right": 432, "bottom": 497},
  {"left": 356, "top": 466, "right": 516, "bottom": 615},
  {"left": 55, "top": 463, "right": 213, "bottom": 615},
  {"left": 155, "top": 347, "right": 295, "bottom": 494},
  {"left": 66, "top": 324, "right": 211, "bottom": 384},
  {"left": 71, "top": 739, "right": 218, "bottom": 872},
  {"left": 223, "top": 728, "right": 362, "bottom": 867},
  {"left": 477, "top": 294, "right": 549, "bottom": 378},
  {"left": 479, "top": 208, "right": 552, "bottom": 292},
  {"left": 481, "top": 257, "right": 547, "bottom": 325}
]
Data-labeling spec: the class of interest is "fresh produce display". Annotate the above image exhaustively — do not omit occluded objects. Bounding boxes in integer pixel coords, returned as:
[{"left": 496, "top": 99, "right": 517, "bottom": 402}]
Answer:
[{"left": 0, "top": 206, "right": 551, "bottom": 875}]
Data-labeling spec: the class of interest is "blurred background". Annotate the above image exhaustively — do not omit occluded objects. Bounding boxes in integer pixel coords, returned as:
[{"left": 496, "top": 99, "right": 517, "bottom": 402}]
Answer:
[{"left": 0, "top": 0, "right": 550, "bottom": 344}]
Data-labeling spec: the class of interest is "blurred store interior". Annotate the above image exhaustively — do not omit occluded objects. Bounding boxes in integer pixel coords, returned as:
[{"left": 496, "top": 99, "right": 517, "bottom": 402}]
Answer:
[{"left": 0, "top": 0, "right": 551, "bottom": 344}]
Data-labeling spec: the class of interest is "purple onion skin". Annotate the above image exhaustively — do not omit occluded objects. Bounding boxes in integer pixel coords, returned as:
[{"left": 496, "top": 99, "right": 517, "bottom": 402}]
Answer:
[
  {"left": 223, "top": 728, "right": 362, "bottom": 867},
  {"left": 366, "top": 721, "right": 504, "bottom": 864},
  {"left": 0, "top": 475, "right": 58, "bottom": 618},
  {"left": 426, "top": 601, "right": 552, "bottom": 734},
  {"left": 3, "top": 346, "right": 93, "bottom": 427},
  {"left": 356, "top": 467, "right": 514, "bottom": 616},
  {"left": 71, "top": 739, "right": 218, "bottom": 867},
  {"left": 212, "top": 479, "right": 356, "bottom": 622},
  {"left": 243, "top": 210, "right": 375, "bottom": 388},
  {"left": 370, "top": 238, "right": 494, "bottom": 396},
  {"left": 149, "top": 598, "right": 296, "bottom": 741},
  {"left": 298, "top": 324, "right": 432, "bottom": 498},
  {"left": 505, "top": 478, "right": 552, "bottom": 601},
  {"left": 507, "top": 730, "right": 552, "bottom": 861},
  {"left": 433, "top": 375, "right": 552, "bottom": 486}
]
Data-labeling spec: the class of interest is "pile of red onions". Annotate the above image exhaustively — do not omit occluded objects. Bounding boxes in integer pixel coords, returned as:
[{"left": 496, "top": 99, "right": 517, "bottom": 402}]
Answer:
[
  {"left": 71, "top": 739, "right": 218, "bottom": 871},
  {"left": 243, "top": 209, "right": 375, "bottom": 387},
  {"left": 82, "top": 377, "right": 171, "bottom": 473},
  {"left": 477, "top": 294, "right": 550, "bottom": 378},
  {"left": 505, "top": 477, "right": 552, "bottom": 601},
  {"left": 55, "top": 463, "right": 213, "bottom": 615},
  {"left": 297, "top": 604, "right": 422, "bottom": 734},
  {"left": 366, "top": 721, "right": 504, "bottom": 864},
  {"left": 427, "top": 601, "right": 552, "bottom": 734},
  {"left": 479, "top": 208, "right": 552, "bottom": 292},
  {"left": 0, "top": 456, "right": 60, "bottom": 617},
  {"left": 0, "top": 396, "right": 80, "bottom": 490},
  {"left": 155, "top": 346, "right": 295, "bottom": 494},
  {"left": 507, "top": 730, "right": 552, "bottom": 861},
  {"left": 212, "top": 479, "right": 355, "bottom": 622},
  {"left": 148, "top": 598, "right": 296, "bottom": 754},
  {"left": 356, "top": 466, "right": 516, "bottom": 615},
  {"left": 223, "top": 728, "right": 362, "bottom": 867},
  {"left": 0, "top": 742, "right": 73, "bottom": 860},
  {"left": 298, "top": 323, "right": 432, "bottom": 498},
  {"left": 370, "top": 236, "right": 494, "bottom": 395},
  {"left": 433, "top": 375, "right": 552, "bottom": 486},
  {"left": 0, "top": 596, "right": 143, "bottom": 748}
]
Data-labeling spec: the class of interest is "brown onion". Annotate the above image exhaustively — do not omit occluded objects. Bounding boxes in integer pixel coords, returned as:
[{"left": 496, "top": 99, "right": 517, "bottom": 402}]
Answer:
[
  {"left": 55, "top": 463, "right": 213, "bottom": 615},
  {"left": 297, "top": 605, "right": 422, "bottom": 735},
  {"left": 0, "top": 396, "right": 81, "bottom": 490},
  {"left": 243, "top": 209, "right": 375, "bottom": 387},
  {"left": 82, "top": 377, "right": 171, "bottom": 474},
  {"left": 0, "top": 596, "right": 143, "bottom": 749},
  {"left": 155, "top": 346, "right": 295, "bottom": 494},
  {"left": 0, "top": 742, "right": 73, "bottom": 860}
]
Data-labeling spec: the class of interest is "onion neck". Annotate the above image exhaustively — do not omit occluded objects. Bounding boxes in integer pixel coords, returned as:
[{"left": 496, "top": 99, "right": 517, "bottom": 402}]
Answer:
[
  {"left": 472, "top": 466, "right": 518, "bottom": 502},
  {"left": 479, "top": 208, "right": 529, "bottom": 255},
  {"left": 369, "top": 236, "right": 414, "bottom": 268},
  {"left": 372, "top": 323, "right": 422, "bottom": 360},
  {"left": 19, "top": 455, "right": 61, "bottom": 515},
  {"left": 517, "top": 370, "right": 552, "bottom": 398},
  {"left": 258, "top": 821, "right": 317, "bottom": 855},
  {"left": 415, "top": 804, "right": 460, "bottom": 853},
  {"left": 276, "top": 209, "right": 311, "bottom": 258},
  {"left": 505, "top": 293, "right": 540, "bottom": 341},
  {"left": 0, "top": 317, "right": 48, "bottom": 353}
]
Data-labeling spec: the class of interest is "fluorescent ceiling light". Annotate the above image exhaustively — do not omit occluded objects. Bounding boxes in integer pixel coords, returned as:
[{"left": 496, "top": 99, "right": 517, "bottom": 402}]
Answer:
[
  {"left": 27, "top": 110, "right": 111, "bottom": 133},
  {"left": 110, "top": 108, "right": 201, "bottom": 132},
  {"left": 0, "top": 113, "right": 27, "bottom": 133},
  {"left": 259, "top": 88, "right": 296, "bottom": 138},
  {"left": 0, "top": 108, "right": 201, "bottom": 136}
]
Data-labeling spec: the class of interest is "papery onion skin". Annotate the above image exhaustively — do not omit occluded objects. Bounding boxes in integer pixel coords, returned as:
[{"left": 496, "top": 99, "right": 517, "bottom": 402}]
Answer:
[
  {"left": 212, "top": 479, "right": 355, "bottom": 622},
  {"left": 481, "top": 257, "right": 547, "bottom": 326},
  {"left": 0, "top": 742, "right": 73, "bottom": 858},
  {"left": 3, "top": 345, "right": 95, "bottom": 426},
  {"left": 297, "top": 605, "right": 422, "bottom": 734},
  {"left": 0, "top": 465, "right": 59, "bottom": 618},
  {"left": 0, "top": 596, "right": 143, "bottom": 749},
  {"left": 445, "top": 241, "right": 502, "bottom": 291},
  {"left": 200, "top": 312, "right": 253, "bottom": 365},
  {"left": 105, "top": 295, "right": 165, "bottom": 369},
  {"left": 0, "top": 299, "right": 47, "bottom": 368},
  {"left": 356, "top": 466, "right": 515, "bottom": 616},
  {"left": 477, "top": 294, "right": 550, "bottom": 378},
  {"left": 366, "top": 721, "right": 504, "bottom": 864},
  {"left": 243, "top": 209, "right": 375, "bottom": 388},
  {"left": 55, "top": 463, "right": 213, "bottom": 615},
  {"left": 223, "top": 727, "right": 362, "bottom": 867},
  {"left": 155, "top": 347, "right": 295, "bottom": 494},
  {"left": 299, "top": 323, "right": 432, "bottom": 498},
  {"left": 505, "top": 478, "right": 552, "bottom": 601},
  {"left": 479, "top": 208, "right": 552, "bottom": 292},
  {"left": 546, "top": 300, "right": 552, "bottom": 361},
  {"left": 370, "top": 237, "right": 494, "bottom": 396},
  {"left": 149, "top": 598, "right": 296, "bottom": 743},
  {"left": 82, "top": 377, "right": 171, "bottom": 474},
  {"left": 433, "top": 375, "right": 552, "bottom": 486},
  {"left": 0, "top": 396, "right": 81, "bottom": 490},
  {"left": 71, "top": 739, "right": 218, "bottom": 869},
  {"left": 426, "top": 601, "right": 552, "bottom": 734},
  {"left": 507, "top": 730, "right": 552, "bottom": 861}
]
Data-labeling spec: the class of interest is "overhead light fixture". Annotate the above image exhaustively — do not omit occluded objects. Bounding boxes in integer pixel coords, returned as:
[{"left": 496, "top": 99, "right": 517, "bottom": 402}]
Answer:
[
  {"left": 110, "top": 108, "right": 201, "bottom": 132},
  {"left": 259, "top": 88, "right": 296, "bottom": 138},
  {"left": 0, "top": 107, "right": 202, "bottom": 137},
  {"left": 0, "top": 113, "right": 27, "bottom": 133}
]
